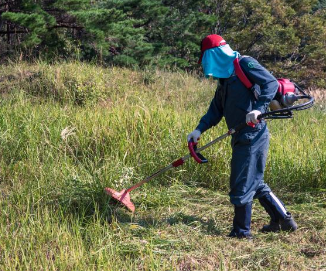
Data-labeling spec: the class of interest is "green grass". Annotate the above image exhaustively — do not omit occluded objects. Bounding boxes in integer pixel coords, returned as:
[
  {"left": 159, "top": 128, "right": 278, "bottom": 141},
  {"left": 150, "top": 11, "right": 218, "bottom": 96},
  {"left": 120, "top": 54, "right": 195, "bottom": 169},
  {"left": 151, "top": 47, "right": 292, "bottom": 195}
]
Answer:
[{"left": 0, "top": 61, "right": 325, "bottom": 270}]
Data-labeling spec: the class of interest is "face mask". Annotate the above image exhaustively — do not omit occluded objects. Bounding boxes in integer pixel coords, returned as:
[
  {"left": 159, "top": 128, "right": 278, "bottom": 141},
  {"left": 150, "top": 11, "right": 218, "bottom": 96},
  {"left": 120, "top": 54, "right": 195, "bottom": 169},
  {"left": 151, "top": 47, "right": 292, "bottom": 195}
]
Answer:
[{"left": 201, "top": 45, "right": 239, "bottom": 79}]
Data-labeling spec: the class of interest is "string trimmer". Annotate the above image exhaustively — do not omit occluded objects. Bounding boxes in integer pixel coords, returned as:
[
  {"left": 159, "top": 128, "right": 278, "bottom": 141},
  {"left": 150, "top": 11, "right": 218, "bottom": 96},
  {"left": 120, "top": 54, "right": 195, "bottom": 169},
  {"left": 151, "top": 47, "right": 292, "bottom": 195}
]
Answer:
[{"left": 105, "top": 83, "right": 314, "bottom": 212}]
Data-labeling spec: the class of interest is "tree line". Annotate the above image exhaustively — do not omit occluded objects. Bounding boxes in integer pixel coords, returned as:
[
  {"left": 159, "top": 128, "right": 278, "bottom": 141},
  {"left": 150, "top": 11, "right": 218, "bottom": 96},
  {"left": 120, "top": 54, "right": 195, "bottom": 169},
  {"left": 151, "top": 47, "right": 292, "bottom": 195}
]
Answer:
[{"left": 0, "top": 0, "right": 326, "bottom": 87}]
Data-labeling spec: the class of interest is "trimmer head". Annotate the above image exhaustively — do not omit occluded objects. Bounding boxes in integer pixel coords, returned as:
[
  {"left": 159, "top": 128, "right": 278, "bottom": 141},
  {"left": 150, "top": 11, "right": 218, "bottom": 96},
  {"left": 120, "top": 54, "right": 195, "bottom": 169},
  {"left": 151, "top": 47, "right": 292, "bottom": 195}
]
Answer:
[{"left": 104, "top": 188, "right": 135, "bottom": 212}]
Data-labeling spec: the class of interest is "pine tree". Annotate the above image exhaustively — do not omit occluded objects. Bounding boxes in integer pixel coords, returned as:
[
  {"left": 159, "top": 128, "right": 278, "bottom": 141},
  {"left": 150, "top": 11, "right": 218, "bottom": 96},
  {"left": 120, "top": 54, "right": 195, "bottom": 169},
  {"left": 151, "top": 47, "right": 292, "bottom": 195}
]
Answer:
[
  {"left": 1, "top": 1, "right": 56, "bottom": 46},
  {"left": 54, "top": 0, "right": 152, "bottom": 65},
  {"left": 110, "top": 0, "right": 215, "bottom": 68},
  {"left": 1, "top": 0, "right": 81, "bottom": 57}
]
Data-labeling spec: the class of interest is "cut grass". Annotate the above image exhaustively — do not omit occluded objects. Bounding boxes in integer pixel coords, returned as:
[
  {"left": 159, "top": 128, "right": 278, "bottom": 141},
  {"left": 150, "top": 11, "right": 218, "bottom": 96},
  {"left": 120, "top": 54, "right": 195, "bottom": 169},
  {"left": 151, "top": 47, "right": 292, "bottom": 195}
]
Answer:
[{"left": 1, "top": 183, "right": 325, "bottom": 270}]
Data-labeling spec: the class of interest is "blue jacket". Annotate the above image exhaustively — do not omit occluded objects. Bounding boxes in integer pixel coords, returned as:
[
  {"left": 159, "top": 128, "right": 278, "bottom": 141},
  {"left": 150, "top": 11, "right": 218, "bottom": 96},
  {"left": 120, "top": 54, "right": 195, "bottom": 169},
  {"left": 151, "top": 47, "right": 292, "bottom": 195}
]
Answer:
[{"left": 196, "top": 56, "right": 279, "bottom": 135}]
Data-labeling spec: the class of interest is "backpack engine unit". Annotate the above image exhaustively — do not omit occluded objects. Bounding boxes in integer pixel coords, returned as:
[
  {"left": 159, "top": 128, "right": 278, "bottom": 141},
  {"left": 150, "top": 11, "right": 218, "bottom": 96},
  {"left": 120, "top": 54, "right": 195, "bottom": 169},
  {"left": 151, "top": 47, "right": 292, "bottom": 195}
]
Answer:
[{"left": 233, "top": 57, "right": 314, "bottom": 118}]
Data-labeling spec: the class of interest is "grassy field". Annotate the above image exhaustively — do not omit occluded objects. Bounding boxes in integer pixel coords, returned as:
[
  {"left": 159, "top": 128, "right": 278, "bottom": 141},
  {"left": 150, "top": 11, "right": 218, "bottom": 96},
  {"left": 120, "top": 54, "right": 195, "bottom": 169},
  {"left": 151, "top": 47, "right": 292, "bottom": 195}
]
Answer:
[{"left": 0, "top": 61, "right": 325, "bottom": 270}]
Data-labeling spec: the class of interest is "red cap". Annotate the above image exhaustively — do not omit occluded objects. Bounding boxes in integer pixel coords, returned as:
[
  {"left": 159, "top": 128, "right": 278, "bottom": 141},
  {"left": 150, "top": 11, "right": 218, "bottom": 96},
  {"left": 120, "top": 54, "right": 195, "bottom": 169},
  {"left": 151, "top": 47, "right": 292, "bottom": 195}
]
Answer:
[{"left": 198, "top": 34, "right": 227, "bottom": 64}]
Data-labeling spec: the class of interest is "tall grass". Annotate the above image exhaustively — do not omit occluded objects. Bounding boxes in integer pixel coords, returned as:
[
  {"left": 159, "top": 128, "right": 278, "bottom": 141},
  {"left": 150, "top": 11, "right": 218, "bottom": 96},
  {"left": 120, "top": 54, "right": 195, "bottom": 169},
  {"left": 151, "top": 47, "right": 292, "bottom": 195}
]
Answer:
[{"left": 0, "top": 61, "right": 325, "bottom": 270}]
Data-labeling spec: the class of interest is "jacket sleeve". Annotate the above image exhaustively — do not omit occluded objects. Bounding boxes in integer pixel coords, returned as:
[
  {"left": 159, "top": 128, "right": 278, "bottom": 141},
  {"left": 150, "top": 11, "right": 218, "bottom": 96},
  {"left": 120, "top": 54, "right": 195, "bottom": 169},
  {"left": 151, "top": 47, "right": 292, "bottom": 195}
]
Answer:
[
  {"left": 240, "top": 57, "right": 278, "bottom": 113},
  {"left": 195, "top": 84, "right": 224, "bottom": 133}
]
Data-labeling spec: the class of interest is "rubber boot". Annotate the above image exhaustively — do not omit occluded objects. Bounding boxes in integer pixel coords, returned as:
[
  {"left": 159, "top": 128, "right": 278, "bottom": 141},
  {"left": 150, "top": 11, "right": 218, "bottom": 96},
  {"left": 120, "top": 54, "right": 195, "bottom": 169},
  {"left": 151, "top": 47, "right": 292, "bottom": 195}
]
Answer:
[
  {"left": 228, "top": 202, "right": 253, "bottom": 239},
  {"left": 259, "top": 192, "right": 297, "bottom": 233}
]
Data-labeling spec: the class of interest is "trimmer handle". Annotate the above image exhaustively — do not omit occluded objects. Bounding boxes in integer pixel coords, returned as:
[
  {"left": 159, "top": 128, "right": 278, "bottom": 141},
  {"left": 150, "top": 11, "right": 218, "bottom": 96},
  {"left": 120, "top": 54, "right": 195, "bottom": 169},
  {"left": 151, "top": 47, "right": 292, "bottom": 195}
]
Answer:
[
  {"left": 246, "top": 113, "right": 267, "bottom": 128},
  {"left": 188, "top": 113, "right": 270, "bottom": 164},
  {"left": 188, "top": 139, "right": 208, "bottom": 164}
]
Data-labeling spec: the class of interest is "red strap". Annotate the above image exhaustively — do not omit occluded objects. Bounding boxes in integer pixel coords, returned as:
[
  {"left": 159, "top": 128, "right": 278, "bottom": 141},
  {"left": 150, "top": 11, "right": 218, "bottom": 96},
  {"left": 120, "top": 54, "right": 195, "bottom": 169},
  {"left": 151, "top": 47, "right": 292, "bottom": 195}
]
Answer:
[{"left": 233, "top": 58, "right": 253, "bottom": 89}]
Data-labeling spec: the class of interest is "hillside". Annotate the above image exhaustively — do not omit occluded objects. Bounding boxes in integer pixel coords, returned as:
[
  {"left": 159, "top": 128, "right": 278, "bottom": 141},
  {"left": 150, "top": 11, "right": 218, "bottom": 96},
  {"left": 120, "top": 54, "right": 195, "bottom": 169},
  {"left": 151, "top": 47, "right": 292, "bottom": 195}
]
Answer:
[{"left": 0, "top": 62, "right": 325, "bottom": 270}]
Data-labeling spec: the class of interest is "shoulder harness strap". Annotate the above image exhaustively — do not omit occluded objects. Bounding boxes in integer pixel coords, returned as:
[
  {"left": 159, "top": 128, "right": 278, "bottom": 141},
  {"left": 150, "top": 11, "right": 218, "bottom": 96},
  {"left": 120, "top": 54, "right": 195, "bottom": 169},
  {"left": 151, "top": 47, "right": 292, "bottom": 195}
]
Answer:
[{"left": 233, "top": 57, "right": 253, "bottom": 89}]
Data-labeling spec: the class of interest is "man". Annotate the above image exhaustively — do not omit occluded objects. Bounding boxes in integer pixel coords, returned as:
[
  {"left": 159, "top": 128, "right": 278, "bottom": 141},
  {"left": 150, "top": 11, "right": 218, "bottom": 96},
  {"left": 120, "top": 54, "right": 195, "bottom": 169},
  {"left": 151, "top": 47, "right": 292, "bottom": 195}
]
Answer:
[{"left": 187, "top": 34, "right": 297, "bottom": 239}]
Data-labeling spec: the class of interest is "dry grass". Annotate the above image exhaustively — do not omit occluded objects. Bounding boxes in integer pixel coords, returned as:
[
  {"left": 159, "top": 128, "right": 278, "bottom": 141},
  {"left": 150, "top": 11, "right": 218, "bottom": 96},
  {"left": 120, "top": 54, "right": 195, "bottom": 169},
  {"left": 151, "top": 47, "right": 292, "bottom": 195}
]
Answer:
[{"left": 307, "top": 88, "right": 326, "bottom": 103}]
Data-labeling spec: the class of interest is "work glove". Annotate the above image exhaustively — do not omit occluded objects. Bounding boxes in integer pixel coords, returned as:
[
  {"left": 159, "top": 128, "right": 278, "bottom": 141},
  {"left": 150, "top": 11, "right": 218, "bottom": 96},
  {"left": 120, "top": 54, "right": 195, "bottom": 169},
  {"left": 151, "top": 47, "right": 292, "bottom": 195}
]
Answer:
[
  {"left": 246, "top": 110, "right": 261, "bottom": 124},
  {"left": 187, "top": 129, "right": 201, "bottom": 143}
]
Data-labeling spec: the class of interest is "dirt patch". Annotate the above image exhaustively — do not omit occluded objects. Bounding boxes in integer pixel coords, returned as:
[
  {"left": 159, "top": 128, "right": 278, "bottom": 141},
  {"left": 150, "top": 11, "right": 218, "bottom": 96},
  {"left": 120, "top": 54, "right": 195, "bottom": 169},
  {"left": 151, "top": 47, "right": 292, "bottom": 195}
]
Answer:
[{"left": 301, "top": 247, "right": 325, "bottom": 258}]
